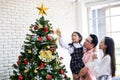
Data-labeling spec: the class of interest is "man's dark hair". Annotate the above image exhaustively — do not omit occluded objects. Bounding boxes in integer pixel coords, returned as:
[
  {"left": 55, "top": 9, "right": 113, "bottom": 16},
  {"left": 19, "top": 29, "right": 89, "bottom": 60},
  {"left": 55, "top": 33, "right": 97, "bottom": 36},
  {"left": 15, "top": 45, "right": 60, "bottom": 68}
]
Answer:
[{"left": 90, "top": 34, "right": 98, "bottom": 47}]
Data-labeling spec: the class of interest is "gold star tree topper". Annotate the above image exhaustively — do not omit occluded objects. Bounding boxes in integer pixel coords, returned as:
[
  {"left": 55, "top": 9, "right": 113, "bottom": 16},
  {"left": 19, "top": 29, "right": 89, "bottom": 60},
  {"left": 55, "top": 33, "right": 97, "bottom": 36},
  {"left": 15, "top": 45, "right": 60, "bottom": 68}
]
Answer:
[{"left": 37, "top": 4, "right": 48, "bottom": 15}]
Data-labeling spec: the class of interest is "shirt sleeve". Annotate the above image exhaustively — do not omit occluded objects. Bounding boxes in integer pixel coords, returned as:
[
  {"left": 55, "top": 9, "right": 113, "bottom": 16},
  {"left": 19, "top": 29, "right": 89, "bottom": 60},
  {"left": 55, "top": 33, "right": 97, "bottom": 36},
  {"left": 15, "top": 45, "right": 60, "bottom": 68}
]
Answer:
[
  {"left": 59, "top": 36, "right": 70, "bottom": 50},
  {"left": 87, "top": 55, "right": 111, "bottom": 77},
  {"left": 84, "top": 51, "right": 97, "bottom": 66}
]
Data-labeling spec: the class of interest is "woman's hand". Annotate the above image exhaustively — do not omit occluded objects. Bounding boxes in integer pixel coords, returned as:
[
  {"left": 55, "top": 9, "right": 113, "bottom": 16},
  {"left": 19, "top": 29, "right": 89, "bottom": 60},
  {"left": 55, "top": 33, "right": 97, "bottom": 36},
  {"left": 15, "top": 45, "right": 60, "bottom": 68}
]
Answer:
[{"left": 92, "top": 54, "right": 98, "bottom": 60}]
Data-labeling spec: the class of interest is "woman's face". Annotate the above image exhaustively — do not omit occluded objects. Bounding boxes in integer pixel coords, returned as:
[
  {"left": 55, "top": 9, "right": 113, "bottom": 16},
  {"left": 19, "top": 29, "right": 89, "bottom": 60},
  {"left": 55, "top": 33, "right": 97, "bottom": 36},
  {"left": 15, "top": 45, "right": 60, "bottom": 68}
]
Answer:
[
  {"left": 99, "top": 39, "right": 107, "bottom": 49},
  {"left": 71, "top": 33, "right": 81, "bottom": 43}
]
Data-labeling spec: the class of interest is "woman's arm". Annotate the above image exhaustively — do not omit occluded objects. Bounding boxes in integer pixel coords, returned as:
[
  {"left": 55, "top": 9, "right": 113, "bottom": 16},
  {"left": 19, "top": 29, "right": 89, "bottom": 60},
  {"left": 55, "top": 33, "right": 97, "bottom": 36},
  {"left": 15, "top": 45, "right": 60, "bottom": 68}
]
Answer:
[{"left": 87, "top": 55, "right": 111, "bottom": 77}]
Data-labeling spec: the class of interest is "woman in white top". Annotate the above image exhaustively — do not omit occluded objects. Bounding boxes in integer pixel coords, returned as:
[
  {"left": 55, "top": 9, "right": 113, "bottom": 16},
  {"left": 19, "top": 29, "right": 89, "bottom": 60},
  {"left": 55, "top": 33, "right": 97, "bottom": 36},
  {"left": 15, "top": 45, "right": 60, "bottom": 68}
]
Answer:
[{"left": 87, "top": 37, "right": 116, "bottom": 80}]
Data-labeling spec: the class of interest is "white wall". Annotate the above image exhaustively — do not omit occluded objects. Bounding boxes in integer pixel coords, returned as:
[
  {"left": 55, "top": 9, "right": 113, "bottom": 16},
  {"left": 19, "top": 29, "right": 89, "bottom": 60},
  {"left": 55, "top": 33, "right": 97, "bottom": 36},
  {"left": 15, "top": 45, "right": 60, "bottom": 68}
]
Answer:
[
  {"left": 76, "top": 1, "right": 88, "bottom": 40},
  {"left": 0, "top": 0, "right": 78, "bottom": 79}
]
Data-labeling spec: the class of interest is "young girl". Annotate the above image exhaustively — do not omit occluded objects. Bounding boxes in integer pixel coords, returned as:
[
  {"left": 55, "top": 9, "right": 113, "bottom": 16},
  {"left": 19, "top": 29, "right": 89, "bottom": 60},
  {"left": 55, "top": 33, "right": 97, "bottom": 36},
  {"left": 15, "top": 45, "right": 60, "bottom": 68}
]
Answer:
[
  {"left": 87, "top": 37, "right": 116, "bottom": 80},
  {"left": 56, "top": 29, "right": 84, "bottom": 80}
]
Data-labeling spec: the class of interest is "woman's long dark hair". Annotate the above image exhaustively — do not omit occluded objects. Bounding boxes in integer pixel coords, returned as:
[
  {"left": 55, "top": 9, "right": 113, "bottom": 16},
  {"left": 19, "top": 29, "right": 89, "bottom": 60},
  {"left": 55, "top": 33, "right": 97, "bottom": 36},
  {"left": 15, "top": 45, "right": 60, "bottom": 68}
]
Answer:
[{"left": 105, "top": 37, "right": 116, "bottom": 77}]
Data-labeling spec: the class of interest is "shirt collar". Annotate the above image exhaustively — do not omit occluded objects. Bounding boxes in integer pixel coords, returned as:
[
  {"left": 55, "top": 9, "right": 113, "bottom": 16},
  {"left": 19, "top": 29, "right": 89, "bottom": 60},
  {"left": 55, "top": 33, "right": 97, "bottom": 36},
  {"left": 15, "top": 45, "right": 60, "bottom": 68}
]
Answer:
[
  {"left": 73, "top": 43, "right": 82, "bottom": 47},
  {"left": 84, "top": 48, "right": 97, "bottom": 53}
]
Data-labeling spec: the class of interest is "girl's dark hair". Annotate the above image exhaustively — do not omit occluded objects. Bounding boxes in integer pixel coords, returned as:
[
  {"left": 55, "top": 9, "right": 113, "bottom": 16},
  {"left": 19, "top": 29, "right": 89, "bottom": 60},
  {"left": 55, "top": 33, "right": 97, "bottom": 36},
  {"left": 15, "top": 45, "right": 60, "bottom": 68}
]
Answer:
[
  {"left": 105, "top": 37, "right": 116, "bottom": 77},
  {"left": 69, "top": 31, "right": 82, "bottom": 47}
]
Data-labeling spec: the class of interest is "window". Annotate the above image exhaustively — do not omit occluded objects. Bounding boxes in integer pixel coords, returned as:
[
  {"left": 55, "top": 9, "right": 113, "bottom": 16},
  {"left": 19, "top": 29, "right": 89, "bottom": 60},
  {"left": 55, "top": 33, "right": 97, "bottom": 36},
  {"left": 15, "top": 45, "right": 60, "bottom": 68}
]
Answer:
[{"left": 88, "top": 0, "right": 120, "bottom": 75}]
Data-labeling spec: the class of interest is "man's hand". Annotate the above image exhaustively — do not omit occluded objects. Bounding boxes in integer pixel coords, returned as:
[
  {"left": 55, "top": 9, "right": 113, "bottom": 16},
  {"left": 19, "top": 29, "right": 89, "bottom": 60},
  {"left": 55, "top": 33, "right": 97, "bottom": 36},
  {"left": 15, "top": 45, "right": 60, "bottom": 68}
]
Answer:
[{"left": 79, "top": 67, "right": 88, "bottom": 76}]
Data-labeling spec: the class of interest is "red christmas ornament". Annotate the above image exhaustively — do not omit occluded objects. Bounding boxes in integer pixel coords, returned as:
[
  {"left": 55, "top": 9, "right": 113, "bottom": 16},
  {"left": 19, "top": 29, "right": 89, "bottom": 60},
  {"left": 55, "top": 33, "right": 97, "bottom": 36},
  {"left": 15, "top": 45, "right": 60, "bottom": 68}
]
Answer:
[
  {"left": 50, "top": 48, "right": 55, "bottom": 53},
  {"left": 50, "top": 47, "right": 56, "bottom": 53},
  {"left": 17, "top": 60, "right": 20, "bottom": 65},
  {"left": 64, "top": 74, "right": 68, "bottom": 79},
  {"left": 18, "top": 55, "right": 21, "bottom": 60},
  {"left": 34, "top": 26, "right": 38, "bottom": 30},
  {"left": 39, "top": 62, "right": 45, "bottom": 69},
  {"left": 46, "top": 74, "right": 52, "bottom": 79},
  {"left": 53, "top": 47, "right": 56, "bottom": 51},
  {"left": 51, "top": 40, "right": 55, "bottom": 44},
  {"left": 46, "top": 36, "right": 51, "bottom": 40},
  {"left": 18, "top": 75, "right": 23, "bottom": 80},
  {"left": 51, "top": 29, "right": 54, "bottom": 33},
  {"left": 38, "top": 37, "right": 43, "bottom": 42},
  {"left": 24, "top": 59, "right": 29, "bottom": 65},
  {"left": 44, "top": 27, "right": 49, "bottom": 33},
  {"left": 60, "top": 69, "right": 64, "bottom": 74}
]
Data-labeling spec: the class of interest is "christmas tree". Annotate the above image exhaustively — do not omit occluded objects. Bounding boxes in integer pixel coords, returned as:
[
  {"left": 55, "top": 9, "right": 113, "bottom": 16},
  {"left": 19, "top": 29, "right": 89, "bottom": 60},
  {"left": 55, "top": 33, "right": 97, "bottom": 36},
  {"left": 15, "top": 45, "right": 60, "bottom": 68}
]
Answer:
[{"left": 10, "top": 4, "right": 70, "bottom": 80}]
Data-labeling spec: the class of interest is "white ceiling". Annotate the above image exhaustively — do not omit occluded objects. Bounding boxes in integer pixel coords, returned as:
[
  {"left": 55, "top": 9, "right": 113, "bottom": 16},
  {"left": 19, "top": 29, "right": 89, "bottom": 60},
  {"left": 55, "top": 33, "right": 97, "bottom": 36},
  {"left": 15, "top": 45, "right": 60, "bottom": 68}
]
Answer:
[
  {"left": 63, "top": 0, "right": 106, "bottom": 4},
  {"left": 64, "top": 0, "right": 103, "bottom": 2},
  {"left": 64, "top": 0, "right": 119, "bottom": 4}
]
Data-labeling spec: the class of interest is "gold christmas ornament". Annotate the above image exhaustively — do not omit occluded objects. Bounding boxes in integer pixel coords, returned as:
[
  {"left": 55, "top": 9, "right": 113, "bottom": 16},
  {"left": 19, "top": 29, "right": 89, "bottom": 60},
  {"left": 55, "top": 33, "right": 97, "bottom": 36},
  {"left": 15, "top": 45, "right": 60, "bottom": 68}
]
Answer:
[
  {"left": 37, "top": 4, "right": 48, "bottom": 15},
  {"left": 38, "top": 24, "right": 43, "bottom": 29},
  {"left": 55, "top": 28, "right": 61, "bottom": 36},
  {"left": 34, "top": 69, "right": 38, "bottom": 73},
  {"left": 47, "top": 45, "right": 50, "bottom": 49},
  {"left": 39, "top": 49, "right": 56, "bottom": 62},
  {"left": 56, "top": 60, "right": 60, "bottom": 64},
  {"left": 24, "top": 68, "right": 29, "bottom": 73},
  {"left": 28, "top": 50, "right": 32, "bottom": 54},
  {"left": 55, "top": 65, "right": 59, "bottom": 70}
]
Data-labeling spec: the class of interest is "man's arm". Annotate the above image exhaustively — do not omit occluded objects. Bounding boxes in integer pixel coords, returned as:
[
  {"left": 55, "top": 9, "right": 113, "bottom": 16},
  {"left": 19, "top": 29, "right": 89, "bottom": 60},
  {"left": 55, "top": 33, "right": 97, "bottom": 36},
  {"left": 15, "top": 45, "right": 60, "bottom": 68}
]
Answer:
[{"left": 79, "top": 67, "right": 88, "bottom": 76}]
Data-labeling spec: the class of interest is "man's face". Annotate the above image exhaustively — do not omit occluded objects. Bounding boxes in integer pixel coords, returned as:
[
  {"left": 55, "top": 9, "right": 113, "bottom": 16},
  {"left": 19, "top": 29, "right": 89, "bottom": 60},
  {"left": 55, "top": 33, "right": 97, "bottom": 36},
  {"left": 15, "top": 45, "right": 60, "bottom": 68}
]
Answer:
[{"left": 83, "top": 36, "right": 93, "bottom": 49}]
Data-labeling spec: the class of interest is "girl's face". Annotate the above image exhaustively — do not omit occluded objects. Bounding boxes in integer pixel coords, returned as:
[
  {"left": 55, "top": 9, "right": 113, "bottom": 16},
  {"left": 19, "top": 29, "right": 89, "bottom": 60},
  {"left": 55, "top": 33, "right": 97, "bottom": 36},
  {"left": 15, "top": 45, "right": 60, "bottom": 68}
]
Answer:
[
  {"left": 99, "top": 39, "right": 107, "bottom": 50},
  {"left": 71, "top": 33, "right": 81, "bottom": 43}
]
